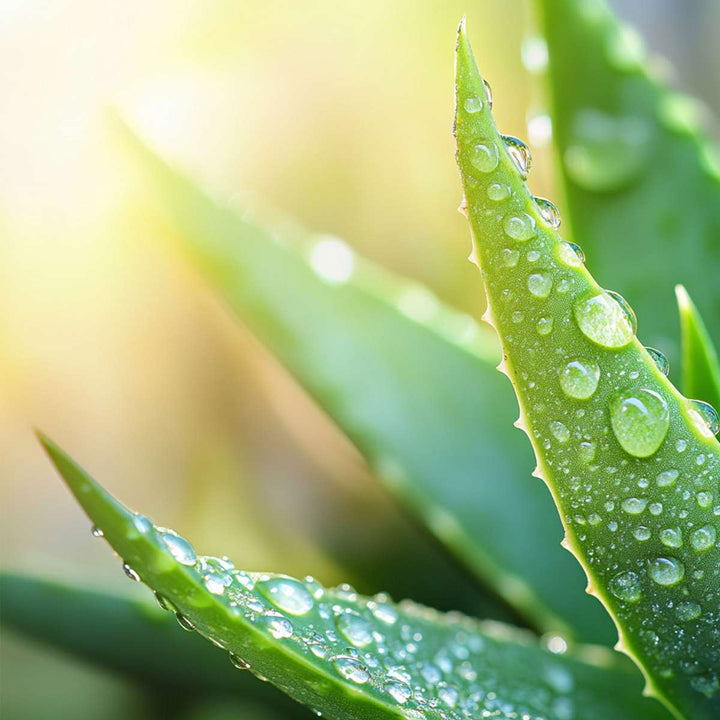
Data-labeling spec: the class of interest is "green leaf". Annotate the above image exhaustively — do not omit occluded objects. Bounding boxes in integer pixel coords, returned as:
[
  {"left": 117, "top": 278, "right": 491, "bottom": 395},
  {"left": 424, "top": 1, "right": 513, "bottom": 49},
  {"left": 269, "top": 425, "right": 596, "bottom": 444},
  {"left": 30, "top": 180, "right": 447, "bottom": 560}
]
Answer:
[
  {"left": 676, "top": 285, "right": 720, "bottom": 413},
  {"left": 118, "top": 119, "right": 614, "bottom": 645},
  {"left": 535, "top": 0, "right": 720, "bottom": 361},
  {"left": 40, "top": 433, "right": 672, "bottom": 720},
  {"left": 455, "top": 21, "right": 720, "bottom": 720},
  {"left": 0, "top": 572, "right": 306, "bottom": 715}
]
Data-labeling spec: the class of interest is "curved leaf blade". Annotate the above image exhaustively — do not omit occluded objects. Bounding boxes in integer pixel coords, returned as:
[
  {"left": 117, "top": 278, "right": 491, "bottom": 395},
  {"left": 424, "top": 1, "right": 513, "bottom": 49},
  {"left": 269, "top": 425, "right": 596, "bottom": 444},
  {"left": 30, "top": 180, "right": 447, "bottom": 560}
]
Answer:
[
  {"left": 536, "top": 0, "right": 720, "bottom": 360},
  {"left": 455, "top": 23, "right": 720, "bottom": 720},
  {"left": 118, "top": 120, "right": 614, "bottom": 644},
  {"left": 676, "top": 285, "right": 720, "bottom": 412},
  {"left": 0, "top": 572, "right": 305, "bottom": 715},
  {"left": 40, "top": 433, "right": 672, "bottom": 720}
]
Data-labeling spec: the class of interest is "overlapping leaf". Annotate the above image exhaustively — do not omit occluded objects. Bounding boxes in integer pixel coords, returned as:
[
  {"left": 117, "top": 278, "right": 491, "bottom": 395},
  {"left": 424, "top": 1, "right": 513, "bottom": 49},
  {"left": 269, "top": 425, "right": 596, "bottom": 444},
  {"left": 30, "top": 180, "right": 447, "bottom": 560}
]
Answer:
[
  {"left": 455, "top": 22, "right": 720, "bottom": 720},
  {"left": 119, "top": 121, "right": 614, "bottom": 644},
  {"left": 535, "top": 0, "right": 720, "bottom": 362},
  {"left": 39, "top": 433, "right": 671, "bottom": 720}
]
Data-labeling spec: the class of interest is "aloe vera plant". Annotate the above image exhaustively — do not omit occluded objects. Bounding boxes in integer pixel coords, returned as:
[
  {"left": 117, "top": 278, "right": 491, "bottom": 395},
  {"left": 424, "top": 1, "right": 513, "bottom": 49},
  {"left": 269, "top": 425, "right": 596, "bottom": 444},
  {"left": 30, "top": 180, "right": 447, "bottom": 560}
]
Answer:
[{"left": 6, "top": 3, "right": 720, "bottom": 720}]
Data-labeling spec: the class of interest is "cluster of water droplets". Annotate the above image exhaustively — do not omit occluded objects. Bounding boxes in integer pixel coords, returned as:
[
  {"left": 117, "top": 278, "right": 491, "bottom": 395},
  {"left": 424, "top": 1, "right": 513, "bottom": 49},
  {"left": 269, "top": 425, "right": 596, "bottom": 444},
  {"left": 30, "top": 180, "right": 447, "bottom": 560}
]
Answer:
[{"left": 105, "top": 514, "right": 590, "bottom": 720}]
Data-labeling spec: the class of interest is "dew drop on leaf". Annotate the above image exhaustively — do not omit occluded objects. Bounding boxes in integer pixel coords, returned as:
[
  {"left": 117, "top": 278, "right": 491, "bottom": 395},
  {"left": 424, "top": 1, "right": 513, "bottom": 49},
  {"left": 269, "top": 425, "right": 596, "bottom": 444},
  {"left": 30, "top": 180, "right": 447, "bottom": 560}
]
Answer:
[
  {"left": 690, "top": 525, "right": 716, "bottom": 553},
  {"left": 558, "top": 241, "right": 585, "bottom": 267},
  {"left": 91, "top": 525, "right": 103, "bottom": 538},
  {"left": 676, "top": 602, "right": 702, "bottom": 622},
  {"left": 330, "top": 655, "right": 371, "bottom": 684},
  {"left": 229, "top": 651, "right": 251, "bottom": 670},
  {"left": 656, "top": 469, "right": 679, "bottom": 487},
  {"left": 574, "top": 292, "right": 635, "bottom": 348},
  {"left": 621, "top": 497, "right": 648, "bottom": 515},
  {"left": 503, "top": 212, "right": 537, "bottom": 242},
  {"left": 157, "top": 528, "right": 198, "bottom": 566},
  {"left": 687, "top": 400, "right": 720, "bottom": 436},
  {"left": 335, "top": 612, "right": 374, "bottom": 648},
  {"left": 659, "top": 527, "right": 683, "bottom": 548},
  {"left": 534, "top": 196, "right": 561, "bottom": 228},
  {"left": 528, "top": 272, "right": 553, "bottom": 298},
  {"left": 255, "top": 576, "right": 314, "bottom": 616},
  {"left": 122, "top": 562, "right": 140, "bottom": 582},
  {"left": 471, "top": 143, "right": 499, "bottom": 172},
  {"left": 645, "top": 347, "right": 670, "bottom": 377},
  {"left": 537, "top": 316, "right": 554, "bottom": 335},
  {"left": 610, "top": 388, "right": 670, "bottom": 457},
  {"left": 487, "top": 183, "right": 509, "bottom": 201},
  {"left": 463, "top": 96, "right": 483, "bottom": 113},
  {"left": 647, "top": 557, "right": 685, "bottom": 586},
  {"left": 559, "top": 358, "right": 600, "bottom": 400},
  {"left": 609, "top": 571, "right": 642, "bottom": 602},
  {"left": 384, "top": 680, "right": 413, "bottom": 704},
  {"left": 502, "top": 135, "right": 532, "bottom": 179}
]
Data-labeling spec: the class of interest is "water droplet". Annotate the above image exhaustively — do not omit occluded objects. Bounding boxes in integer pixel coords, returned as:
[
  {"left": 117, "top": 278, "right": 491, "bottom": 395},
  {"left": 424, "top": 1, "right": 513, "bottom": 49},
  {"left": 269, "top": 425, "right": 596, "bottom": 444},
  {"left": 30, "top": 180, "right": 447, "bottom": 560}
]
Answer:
[
  {"left": 502, "top": 135, "right": 532, "bottom": 179},
  {"left": 675, "top": 602, "right": 701, "bottom": 622},
  {"left": 550, "top": 421, "right": 570, "bottom": 443},
  {"left": 483, "top": 78, "right": 493, "bottom": 108},
  {"left": 263, "top": 615, "right": 294, "bottom": 639},
  {"left": 645, "top": 347, "right": 670, "bottom": 376},
  {"left": 574, "top": 291, "right": 635, "bottom": 348},
  {"left": 176, "top": 613, "right": 196, "bottom": 632},
  {"left": 610, "top": 388, "right": 669, "bottom": 457},
  {"left": 537, "top": 316, "right": 554, "bottom": 335},
  {"left": 609, "top": 571, "right": 642, "bottom": 602},
  {"left": 634, "top": 526, "right": 651, "bottom": 541},
  {"left": 331, "top": 655, "right": 371, "bottom": 684},
  {"left": 558, "top": 241, "right": 585, "bottom": 267},
  {"left": 464, "top": 96, "right": 483, "bottom": 114},
  {"left": 384, "top": 680, "right": 412, "bottom": 704},
  {"left": 368, "top": 600, "right": 398, "bottom": 625},
  {"left": 660, "top": 527, "right": 683, "bottom": 548},
  {"left": 229, "top": 651, "right": 250, "bottom": 670},
  {"left": 336, "top": 612, "right": 374, "bottom": 648},
  {"left": 527, "top": 272, "right": 553, "bottom": 298},
  {"left": 697, "top": 491, "right": 713, "bottom": 509},
  {"left": 656, "top": 469, "right": 679, "bottom": 487},
  {"left": 122, "top": 563, "right": 140, "bottom": 582},
  {"left": 91, "top": 525, "right": 104, "bottom": 538},
  {"left": 527, "top": 249, "right": 541, "bottom": 262},
  {"left": 309, "top": 237, "right": 355, "bottom": 284},
  {"left": 559, "top": 358, "right": 600, "bottom": 400},
  {"left": 534, "top": 197, "right": 561, "bottom": 228},
  {"left": 511, "top": 310, "right": 524, "bottom": 324},
  {"left": 563, "top": 110, "right": 652, "bottom": 192},
  {"left": 578, "top": 441, "right": 596, "bottom": 463},
  {"left": 521, "top": 35, "right": 549, "bottom": 74},
  {"left": 255, "top": 576, "right": 314, "bottom": 616},
  {"left": 676, "top": 439, "right": 687, "bottom": 452},
  {"left": 649, "top": 502, "right": 663, "bottom": 516},
  {"left": 688, "top": 400, "right": 720, "bottom": 436},
  {"left": 622, "top": 497, "right": 648, "bottom": 515},
  {"left": 690, "top": 525, "right": 716, "bottom": 553},
  {"left": 501, "top": 248, "right": 520, "bottom": 267},
  {"left": 503, "top": 212, "right": 537, "bottom": 242},
  {"left": 648, "top": 557, "right": 684, "bottom": 586},
  {"left": 487, "top": 183, "right": 509, "bottom": 201},
  {"left": 471, "top": 143, "right": 499, "bottom": 173},
  {"left": 157, "top": 528, "right": 198, "bottom": 567}
]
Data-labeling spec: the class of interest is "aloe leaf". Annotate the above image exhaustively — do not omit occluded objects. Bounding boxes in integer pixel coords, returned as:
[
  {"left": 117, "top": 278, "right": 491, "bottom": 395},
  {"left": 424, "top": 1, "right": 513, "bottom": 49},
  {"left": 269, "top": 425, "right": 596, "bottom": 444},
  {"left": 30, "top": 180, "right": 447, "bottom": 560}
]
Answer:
[
  {"left": 39, "top": 433, "right": 673, "bottom": 720},
  {"left": 676, "top": 285, "right": 720, "bottom": 413},
  {"left": 117, "top": 121, "right": 614, "bottom": 645},
  {"left": 535, "top": 0, "right": 720, "bottom": 358},
  {"left": 455, "top": 21, "right": 720, "bottom": 720},
  {"left": 0, "top": 572, "right": 306, "bottom": 714}
]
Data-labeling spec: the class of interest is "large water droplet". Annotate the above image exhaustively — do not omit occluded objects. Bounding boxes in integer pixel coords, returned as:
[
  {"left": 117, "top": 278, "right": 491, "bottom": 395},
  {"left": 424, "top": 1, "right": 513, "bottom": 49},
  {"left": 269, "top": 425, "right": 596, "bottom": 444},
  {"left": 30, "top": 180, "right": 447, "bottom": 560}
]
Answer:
[
  {"left": 471, "top": 143, "right": 499, "bottom": 173},
  {"left": 550, "top": 421, "right": 570, "bottom": 443},
  {"left": 464, "top": 96, "right": 483, "bottom": 114},
  {"left": 255, "top": 576, "right": 314, "bottom": 616},
  {"left": 534, "top": 197, "right": 560, "bottom": 228},
  {"left": 558, "top": 241, "right": 585, "bottom": 267},
  {"left": 688, "top": 400, "right": 720, "bottom": 436},
  {"left": 656, "top": 469, "right": 679, "bottom": 487},
  {"left": 646, "top": 347, "right": 670, "bottom": 377},
  {"left": 527, "top": 272, "right": 553, "bottom": 298},
  {"left": 122, "top": 562, "right": 140, "bottom": 582},
  {"left": 157, "top": 528, "right": 198, "bottom": 567},
  {"left": 574, "top": 292, "right": 635, "bottom": 348},
  {"left": 503, "top": 212, "right": 537, "bottom": 242},
  {"left": 336, "top": 612, "right": 374, "bottom": 648},
  {"left": 502, "top": 248, "right": 520, "bottom": 267},
  {"left": 502, "top": 135, "right": 532, "bottom": 179},
  {"left": 229, "top": 651, "right": 251, "bottom": 670},
  {"left": 559, "top": 358, "right": 600, "bottom": 400},
  {"left": 659, "top": 527, "right": 683, "bottom": 548},
  {"left": 487, "top": 183, "right": 510, "bottom": 201},
  {"left": 384, "top": 680, "right": 412, "bottom": 704},
  {"left": 690, "top": 525, "right": 716, "bottom": 553},
  {"left": 537, "top": 316, "right": 554, "bottom": 336},
  {"left": 648, "top": 557, "right": 684, "bottom": 586},
  {"left": 610, "top": 388, "right": 669, "bottom": 457},
  {"left": 176, "top": 613, "right": 196, "bottom": 632},
  {"left": 331, "top": 655, "right": 371, "bottom": 684},
  {"left": 634, "top": 526, "right": 651, "bottom": 541},
  {"left": 563, "top": 110, "right": 652, "bottom": 192},
  {"left": 621, "top": 497, "right": 648, "bottom": 515},
  {"left": 262, "top": 615, "right": 294, "bottom": 639},
  {"left": 609, "top": 570, "right": 642, "bottom": 602},
  {"left": 676, "top": 602, "right": 701, "bottom": 622}
]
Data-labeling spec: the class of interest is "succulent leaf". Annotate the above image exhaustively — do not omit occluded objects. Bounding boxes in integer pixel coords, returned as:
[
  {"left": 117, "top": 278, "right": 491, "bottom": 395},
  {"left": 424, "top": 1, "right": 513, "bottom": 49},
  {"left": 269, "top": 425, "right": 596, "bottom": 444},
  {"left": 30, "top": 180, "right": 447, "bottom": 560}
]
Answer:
[
  {"left": 118, "top": 120, "right": 614, "bottom": 644},
  {"left": 40, "top": 433, "right": 672, "bottom": 720},
  {"left": 535, "top": 0, "right": 720, "bottom": 364},
  {"left": 455, "top": 21, "right": 720, "bottom": 720}
]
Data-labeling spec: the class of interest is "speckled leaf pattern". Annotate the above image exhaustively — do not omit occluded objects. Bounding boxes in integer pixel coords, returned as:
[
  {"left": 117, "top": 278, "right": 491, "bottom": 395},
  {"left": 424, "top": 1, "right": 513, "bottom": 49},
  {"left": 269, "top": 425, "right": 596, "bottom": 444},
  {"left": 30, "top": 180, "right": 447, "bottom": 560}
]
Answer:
[
  {"left": 535, "top": 0, "right": 720, "bottom": 365},
  {"left": 39, "top": 433, "right": 671, "bottom": 720},
  {"left": 455, "top": 22, "right": 720, "bottom": 720},
  {"left": 0, "top": 572, "right": 306, "bottom": 714},
  {"left": 120, "top": 122, "right": 614, "bottom": 645},
  {"left": 676, "top": 285, "right": 720, "bottom": 415}
]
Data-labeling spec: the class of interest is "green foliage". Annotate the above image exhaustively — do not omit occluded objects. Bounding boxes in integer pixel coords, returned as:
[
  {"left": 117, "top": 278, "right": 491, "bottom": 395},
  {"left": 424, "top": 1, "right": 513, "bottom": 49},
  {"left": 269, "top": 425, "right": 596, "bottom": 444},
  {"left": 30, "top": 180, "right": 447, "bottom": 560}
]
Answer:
[
  {"left": 535, "top": 0, "right": 720, "bottom": 365},
  {"left": 39, "top": 434, "right": 670, "bottom": 720},
  {"left": 676, "top": 286, "right": 720, "bottom": 413},
  {"left": 455, "top": 20, "right": 720, "bottom": 720}
]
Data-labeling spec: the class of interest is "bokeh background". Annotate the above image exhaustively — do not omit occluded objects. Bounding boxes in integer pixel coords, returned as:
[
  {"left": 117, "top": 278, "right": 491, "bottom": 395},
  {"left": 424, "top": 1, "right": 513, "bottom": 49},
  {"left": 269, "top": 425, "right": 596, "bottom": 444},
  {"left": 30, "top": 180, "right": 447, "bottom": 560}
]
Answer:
[{"left": 1, "top": 0, "right": 718, "bottom": 717}]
